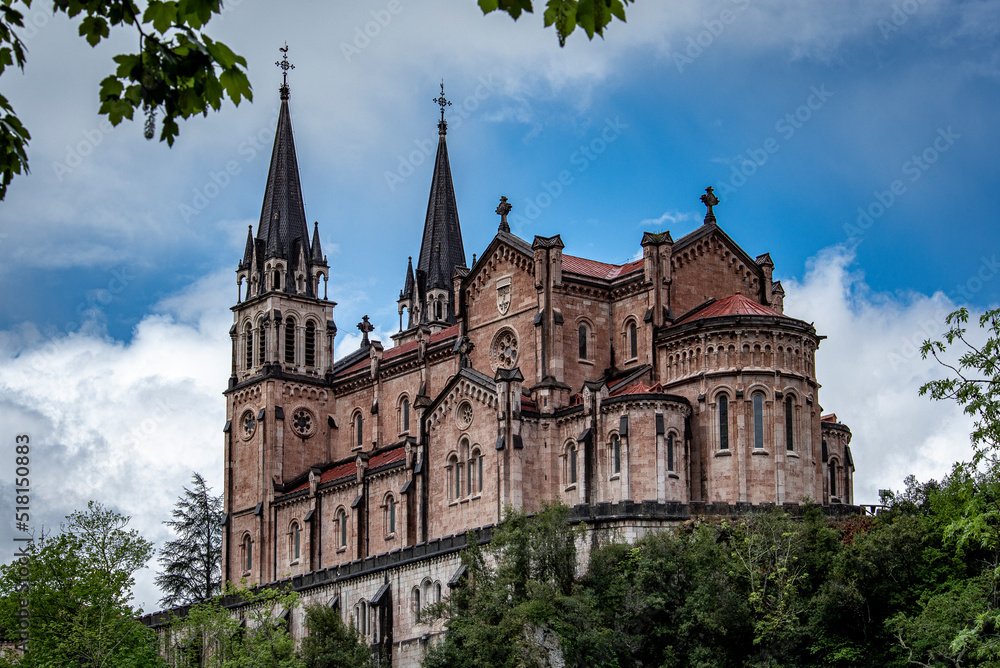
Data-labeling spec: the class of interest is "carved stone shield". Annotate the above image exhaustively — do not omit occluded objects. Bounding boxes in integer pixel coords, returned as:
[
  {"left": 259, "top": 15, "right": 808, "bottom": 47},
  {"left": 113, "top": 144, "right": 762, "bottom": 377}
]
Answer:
[{"left": 496, "top": 277, "right": 512, "bottom": 315}]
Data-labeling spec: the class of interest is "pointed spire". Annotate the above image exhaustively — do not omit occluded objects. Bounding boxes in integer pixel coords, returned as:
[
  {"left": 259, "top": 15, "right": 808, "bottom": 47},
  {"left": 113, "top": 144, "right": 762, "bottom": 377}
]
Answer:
[
  {"left": 402, "top": 256, "right": 415, "bottom": 300},
  {"left": 256, "top": 45, "right": 311, "bottom": 263},
  {"left": 310, "top": 221, "right": 326, "bottom": 265},
  {"left": 415, "top": 87, "right": 465, "bottom": 311},
  {"left": 241, "top": 225, "right": 254, "bottom": 268}
]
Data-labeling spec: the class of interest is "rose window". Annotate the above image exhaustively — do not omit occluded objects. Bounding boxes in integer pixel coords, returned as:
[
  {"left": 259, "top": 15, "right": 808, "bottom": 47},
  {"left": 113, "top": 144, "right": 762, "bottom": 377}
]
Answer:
[
  {"left": 291, "top": 407, "right": 316, "bottom": 438},
  {"left": 490, "top": 328, "right": 519, "bottom": 371},
  {"left": 241, "top": 410, "right": 256, "bottom": 440},
  {"left": 457, "top": 401, "right": 474, "bottom": 430}
]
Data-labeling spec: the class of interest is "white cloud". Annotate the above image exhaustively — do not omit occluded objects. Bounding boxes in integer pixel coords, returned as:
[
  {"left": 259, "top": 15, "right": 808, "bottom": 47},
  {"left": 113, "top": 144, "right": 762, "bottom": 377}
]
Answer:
[
  {"left": 0, "top": 270, "right": 232, "bottom": 611},
  {"left": 783, "top": 244, "right": 978, "bottom": 503}
]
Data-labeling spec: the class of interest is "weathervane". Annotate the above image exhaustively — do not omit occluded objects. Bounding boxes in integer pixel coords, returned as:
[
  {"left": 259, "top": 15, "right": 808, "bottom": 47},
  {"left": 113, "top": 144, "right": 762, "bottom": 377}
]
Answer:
[
  {"left": 433, "top": 80, "right": 451, "bottom": 136},
  {"left": 276, "top": 43, "right": 295, "bottom": 100},
  {"left": 700, "top": 186, "right": 719, "bottom": 224}
]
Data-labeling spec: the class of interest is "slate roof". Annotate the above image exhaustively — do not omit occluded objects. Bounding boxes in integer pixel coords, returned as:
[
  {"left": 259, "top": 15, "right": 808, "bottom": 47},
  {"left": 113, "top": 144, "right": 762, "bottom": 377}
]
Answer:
[
  {"left": 673, "top": 294, "right": 783, "bottom": 326},
  {"left": 562, "top": 255, "right": 644, "bottom": 281},
  {"left": 257, "top": 95, "right": 311, "bottom": 263},
  {"left": 417, "top": 134, "right": 466, "bottom": 294}
]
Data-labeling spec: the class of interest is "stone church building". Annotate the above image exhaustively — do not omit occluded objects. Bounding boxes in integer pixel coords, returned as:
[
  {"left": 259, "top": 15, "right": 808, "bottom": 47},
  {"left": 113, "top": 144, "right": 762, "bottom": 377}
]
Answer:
[{"left": 201, "top": 71, "right": 856, "bottom": 664}]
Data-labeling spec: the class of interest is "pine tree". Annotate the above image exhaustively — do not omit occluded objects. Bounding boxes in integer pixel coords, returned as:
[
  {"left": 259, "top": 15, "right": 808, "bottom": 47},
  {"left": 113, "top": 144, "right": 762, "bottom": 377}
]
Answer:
[{"left": 155, "top": 472, "right": 223, "bottom": 608}]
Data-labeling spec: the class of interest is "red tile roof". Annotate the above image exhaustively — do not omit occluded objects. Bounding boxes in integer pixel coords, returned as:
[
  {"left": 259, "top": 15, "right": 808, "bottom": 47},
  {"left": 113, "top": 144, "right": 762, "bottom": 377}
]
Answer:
[
  {"left": 287, "top": 460, "right": 357, "bottom": 494},
  {"left": 562, "top": 255, "right": 644, "bottom": 280},
  {"left": 608, "top": 381, "right": 664, "bottom": 397},
  {"left": 821, "top": 413, "right": 838, "bottom": 423},
  {"left": 339, "top": 325, "right": 460, "bottom": 375},
  {"left": 368, "top": 445, "right": 406, "bottom": 470},
  {"left": 674, "top": 294, "right": 783, "bottom": 326}
]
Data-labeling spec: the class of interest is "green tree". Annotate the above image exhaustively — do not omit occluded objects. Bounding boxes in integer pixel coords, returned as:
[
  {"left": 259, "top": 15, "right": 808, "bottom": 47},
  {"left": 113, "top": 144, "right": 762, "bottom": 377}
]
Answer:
[
  {"left": 0, "top": 500, "right": 166, "bottom": 668},
  {"left": 156, "top": 471, "right": 224, "bottom": 608},
  {"left": 298, "top": 603, "right": 372, "bottom": 668},
  {"left": 480, "top": 0, "right": 635, "bottom": 47},
  {"left": 918, "top": 306, "right": 1000, "bottom": 663},
  {"left": 0, "top": 0, "right": 251, "bottom": 200},
  {"left": 166, "top": 585, "right": 303, "bottom": 668},
  {"left": 422, "top": 502, "right": 581, "bottom": 668}
]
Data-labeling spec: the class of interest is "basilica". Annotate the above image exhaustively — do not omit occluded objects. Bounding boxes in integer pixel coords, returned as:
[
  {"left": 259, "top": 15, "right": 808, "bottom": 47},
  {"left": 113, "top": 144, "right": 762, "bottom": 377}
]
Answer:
[{"left": 211, "top": 67, "right": 855, "bottom": 664}]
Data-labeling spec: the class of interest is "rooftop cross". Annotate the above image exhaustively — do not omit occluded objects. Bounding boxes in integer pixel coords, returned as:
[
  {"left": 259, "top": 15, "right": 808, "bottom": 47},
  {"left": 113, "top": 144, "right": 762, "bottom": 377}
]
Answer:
[
  {"left": 276, "top": 43, "right": 295, "bottom": 100},
  {"left": 433, "top": 80, "right": 452, "bottom": 136},
  {"left": 700, "top": 186, "right": 720, "bottom": 224},
  {"left": 496, "top": 195, "right": 512, "bottom": 233},
  {"left": 357, "top": 315, "right": 375, "bottom": 345}
]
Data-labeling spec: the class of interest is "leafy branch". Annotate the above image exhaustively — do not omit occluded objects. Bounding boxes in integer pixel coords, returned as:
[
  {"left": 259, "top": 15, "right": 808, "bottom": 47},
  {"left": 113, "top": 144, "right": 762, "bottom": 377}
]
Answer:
[{"left": 478, "top": 0, "right": 634, "bottom": 47}]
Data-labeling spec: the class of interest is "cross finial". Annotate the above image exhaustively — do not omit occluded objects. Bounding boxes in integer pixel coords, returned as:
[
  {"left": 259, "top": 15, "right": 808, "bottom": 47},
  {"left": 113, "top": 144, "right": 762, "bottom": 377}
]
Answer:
[
  {"left": 700, "top": 186, "right": 720, "bottom": 224},
  {"left": 496, "top": 195, "right": 512, "bottom": 233},
  {"left": 357, "top": 315, "right": 375, "bottom": 345},
  {"left": 433, "top": 80, "right": 451, "bottom": 136},
  {"left": 276, "top": 43, "right": 295, "bottom": 100}
]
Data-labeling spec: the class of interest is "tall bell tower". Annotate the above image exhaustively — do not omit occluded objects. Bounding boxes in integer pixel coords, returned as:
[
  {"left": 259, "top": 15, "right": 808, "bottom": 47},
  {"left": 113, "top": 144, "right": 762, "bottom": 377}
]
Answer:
[{"left": 221, "top": 46, "right": 337, "bottom": 587}]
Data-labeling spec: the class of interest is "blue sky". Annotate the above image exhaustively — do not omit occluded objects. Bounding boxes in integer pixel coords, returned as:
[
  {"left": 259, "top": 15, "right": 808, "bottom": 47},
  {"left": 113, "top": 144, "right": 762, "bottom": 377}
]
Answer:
[{"left": 1, "top": 0, "right": 998, "bottom": 609}]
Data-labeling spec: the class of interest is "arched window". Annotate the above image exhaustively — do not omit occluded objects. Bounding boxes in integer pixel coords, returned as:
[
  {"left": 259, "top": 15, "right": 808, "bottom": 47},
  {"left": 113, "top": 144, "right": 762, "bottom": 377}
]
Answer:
[
  {"left": 304, "top": 321, "right": 316, "bottom": 367},
  {"left": 753, "top": 392, "right": 765, "bottom": 450},
  {"left": 337, "top": 508, "right": 347, "bottom": 548},
  {"left": 243, "top": 323, "right": 253, "bottom": 369},
  {"left": 610, "top": 434, "right": 621, "bottom": 475},
  {"left": 355, "top": 600, "right": 368, "bottom": 635},
  {"left": 718, "top": 395, "right": 729, "bottom": 450},
  {"left": 411, "top": 587, "right": 421, "bottom": 623},
  {"left": 667, "top": 433, "right": 675, "bottom": 472},
  {"left": 568, "top": 444, "right": 577, "bottom": 484},
  {"left": 435, "top": 300, "right": 443, "bottom": 320},
  {"left": 468, "top": 447, "right": 482, "bottom": 495},
  {"left": 578, "top": 323, "right": 588, "bottom": 360},
  {"left": 354, "top": 413, "right": 363, "bottom": 449},
  {"left": 290, "top": 521, "right": 301, "bottom": 561},
  {"left": 449, "top": 454, "right": 461, "bottom": 500},
  {"left": 629, "top": 321, "right": 638, "bottom": 359},
  {"left": 385, "top": 495, "right": 396, "bottom": 536},
  {"left": 829, "top": 460, "right": 838, "bottom": 498},
  {"left": 273, "top": 269, "right": 282, "bottom": 291},
  {"left": 785, "top": 395, "right": 795, "bottom": 451},
  {"left": 400, "top": 396, "right": 410, "bottom": 433},
  {"left": 434, "top": 582, "right": 442, "bottom": 603},
  {"left": 242, "top": 535, "right": 252, "bottom": 572},
  {"left": 284, "top": 318, "right": 296, "bottom": 365},
  {"left": 257, "top": 320, "right": 266, "bottom": 365},
  {"left": 460, "top": 439, "right": 471, "bottom": 496},
  {"left": 473, "top": 447, "right": 483, "bottom": 493}
]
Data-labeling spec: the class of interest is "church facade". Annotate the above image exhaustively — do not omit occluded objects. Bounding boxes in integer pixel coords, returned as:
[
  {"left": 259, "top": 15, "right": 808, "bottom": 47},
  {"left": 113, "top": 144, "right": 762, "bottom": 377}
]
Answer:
[{"left": 216, "top": 75, "right": 855, "bottom": 664}]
